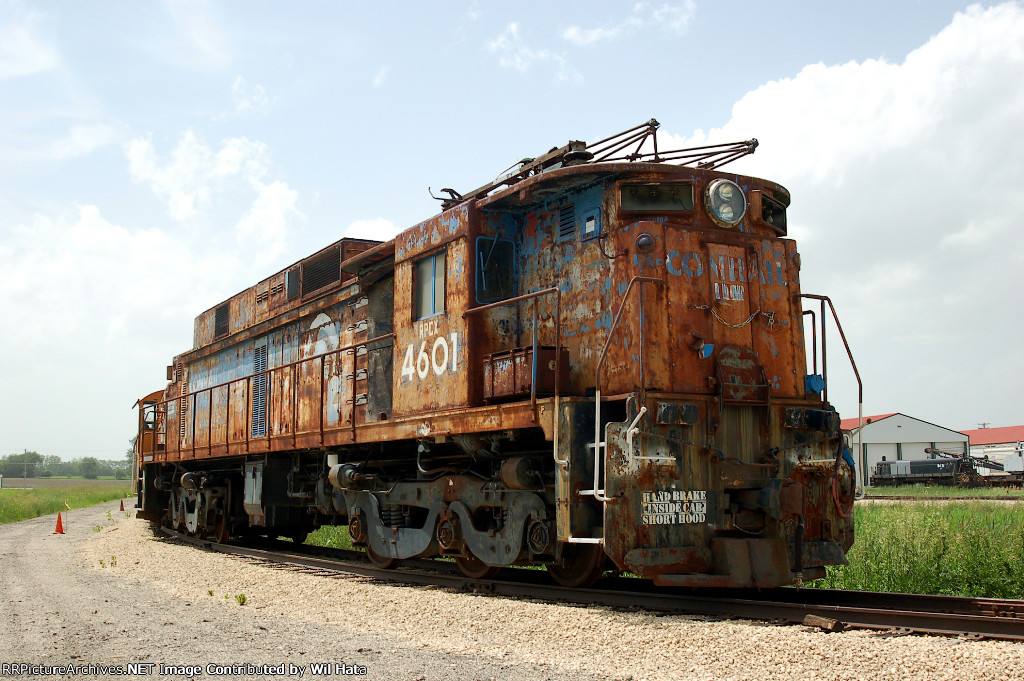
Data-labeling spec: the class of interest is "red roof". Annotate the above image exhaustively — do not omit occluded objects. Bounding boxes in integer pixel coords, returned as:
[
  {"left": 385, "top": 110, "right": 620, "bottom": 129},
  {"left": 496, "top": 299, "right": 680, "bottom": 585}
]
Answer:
[
  {"left": 840, "top": 413, "right": 897, "bottom": 431},
  {"left": 959, "top": 425, "right": 1024, "bottom": 446}
]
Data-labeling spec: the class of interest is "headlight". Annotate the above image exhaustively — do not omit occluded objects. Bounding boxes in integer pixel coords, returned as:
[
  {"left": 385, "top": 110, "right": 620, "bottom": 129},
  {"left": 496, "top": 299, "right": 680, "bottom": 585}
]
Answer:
[{"left": 705, "top": 179, "right": 746, "bottom": 227}]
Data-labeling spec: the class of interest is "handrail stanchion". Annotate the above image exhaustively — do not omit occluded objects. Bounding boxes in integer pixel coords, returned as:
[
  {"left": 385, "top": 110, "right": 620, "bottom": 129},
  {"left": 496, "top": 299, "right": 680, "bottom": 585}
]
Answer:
[
  {"left": 226, "top": 382, "right": 232, "bottom": 452},
  {"left": 244, "top": 376, "right": 251, "bottom": 454},
  {"left": 319, "top": 355, "right": 325, "bottom": 445},
  {"left": 801, "top": 294, "right": 863, "bottom": 488},
  {"left": 592, "top": 276, "right": 664, "bottom": 503}
]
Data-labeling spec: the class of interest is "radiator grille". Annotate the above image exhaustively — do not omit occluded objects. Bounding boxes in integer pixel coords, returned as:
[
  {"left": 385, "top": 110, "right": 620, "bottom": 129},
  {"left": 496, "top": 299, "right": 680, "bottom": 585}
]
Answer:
[
  {"left": 251, "top": 344, "right": 268, "bottom": 438},
  {"left": 214, "top": 303, "right": 229, "bottom": 338},
  {"left": 302, "top": 247, "right": 340, "bottom": 296},
  {"left": 558, "top": 203, "right": 576, "bottom": 242}
]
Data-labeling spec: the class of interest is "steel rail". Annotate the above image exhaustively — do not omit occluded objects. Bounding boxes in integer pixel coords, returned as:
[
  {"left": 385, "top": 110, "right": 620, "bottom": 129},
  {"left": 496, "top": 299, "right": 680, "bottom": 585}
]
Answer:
[
  {"left": 157, "top": 528, "right": 1024, "bottom": 642},
  {"left": 862, "top": 495, "right": 1024, "bottom": 502}
]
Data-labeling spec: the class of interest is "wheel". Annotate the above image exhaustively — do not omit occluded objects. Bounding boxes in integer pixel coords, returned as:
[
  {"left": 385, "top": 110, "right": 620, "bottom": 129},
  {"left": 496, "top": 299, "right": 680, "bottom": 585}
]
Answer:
[
  {"left": 547, "top": 544, "right": 607, "bottom": 588},
  {"left": 365, "top": 544, "right": 403, "bottom": 570},
  {"left": 455, "top": 553, "right": 502, "bottom": 580}
]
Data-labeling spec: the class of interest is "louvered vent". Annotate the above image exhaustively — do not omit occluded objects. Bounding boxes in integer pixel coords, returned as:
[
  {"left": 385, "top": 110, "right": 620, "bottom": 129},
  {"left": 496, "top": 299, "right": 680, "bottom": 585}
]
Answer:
[
  {"left": 270, "top": 282, "right": 284, "bottom": 296},
  {"left": 558, "top": 203, "right": 576, "bottom": 242},
  {"left": 255, "top": 289, "right": 269, "bottom": 304},
  {"left": 214, "top": 303, "right": 229, "bottom": 338},
  {"left": 178, "top": 374, "right": 188, "bottom": 442},
  {"left": 286, "top": 267, "right": 300, "bottom": 300},
  {"left": 251, "top": 344, "right": 268, "bottom": 438},
  {"left": 302, "top": 247, "right": 340, "bottom": 296}
]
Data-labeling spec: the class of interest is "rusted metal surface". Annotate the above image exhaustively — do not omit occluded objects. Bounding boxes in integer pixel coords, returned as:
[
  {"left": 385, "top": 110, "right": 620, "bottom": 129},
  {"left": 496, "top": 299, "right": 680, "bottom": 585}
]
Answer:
[{"left": 137, "top": 122, "right": 856, "bottom": 588}]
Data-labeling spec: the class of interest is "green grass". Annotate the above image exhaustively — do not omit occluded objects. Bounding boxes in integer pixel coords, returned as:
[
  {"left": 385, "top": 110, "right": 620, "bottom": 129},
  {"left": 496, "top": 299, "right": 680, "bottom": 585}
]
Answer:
[
  {"left": 809, "top": 501, "right": 1024, "bottom": 598},
  {"left": 0, "top": 484, "right": 132, "bottom": 524},
  {"left": 864, "top": 484, "right": 1024, "bottom": 498},
  {"left": 306, "top": 524, "right": 354, "bottom": 550}
]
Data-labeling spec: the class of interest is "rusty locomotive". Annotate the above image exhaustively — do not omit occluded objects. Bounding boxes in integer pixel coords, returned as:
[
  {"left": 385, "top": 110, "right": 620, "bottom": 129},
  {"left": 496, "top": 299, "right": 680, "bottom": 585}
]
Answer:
[{"left": 135, "top": 120, "right": 856, "bottom": 588}]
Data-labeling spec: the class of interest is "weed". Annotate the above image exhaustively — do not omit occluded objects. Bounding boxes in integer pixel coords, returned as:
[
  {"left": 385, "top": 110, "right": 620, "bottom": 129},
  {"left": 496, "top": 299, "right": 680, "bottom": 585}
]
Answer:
[
  {"left": 808, "top": 501, "right": 1024, "bottom": 598},
  {"left": 208, "top": 590, "right": 214, "bottom": 596},
  {"left": 305, "top": 525, "right": 354, "bottom": 550},
  {"left": 99, "top": 559, "right": 106, "bottom": 568},
  {"left": 109, "top": 555, "right": 117, "bottom": 567},
  {"left": 106, "top": 510, "right": 112, "bottom": 522},
  {"left": 234, "top": 593, "right": 247, "bottom": 606},
  {"left": 93, "top": 525, "right": 103, "bottom": 533}
]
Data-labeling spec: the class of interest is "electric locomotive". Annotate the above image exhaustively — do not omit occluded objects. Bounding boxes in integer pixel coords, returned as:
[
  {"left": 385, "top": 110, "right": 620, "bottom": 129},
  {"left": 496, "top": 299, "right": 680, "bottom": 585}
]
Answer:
[{"left": 135, "top": 120, "right": 857, "bottom": 588}]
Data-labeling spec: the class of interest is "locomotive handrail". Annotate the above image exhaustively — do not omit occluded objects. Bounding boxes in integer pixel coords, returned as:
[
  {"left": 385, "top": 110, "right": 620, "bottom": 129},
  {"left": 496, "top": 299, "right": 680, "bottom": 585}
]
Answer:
[
  {"left": 801, "top": 294, "right": 863, "bottom": 488},
  {"left": 590, "top": 276, "right": 665, "bottom": 502},
  {"left": 138, "top": 332, "right": 396, "bottom": 458},
  {"left": 463, "top": 286, "right": 564, "bottom": 462}
]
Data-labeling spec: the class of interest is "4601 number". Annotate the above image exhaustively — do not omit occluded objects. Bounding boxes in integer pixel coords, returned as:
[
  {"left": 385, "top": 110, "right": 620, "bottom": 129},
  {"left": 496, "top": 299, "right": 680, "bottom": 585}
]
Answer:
[{"left": 401, "top": 333, "right": 459, "bottom": 380}]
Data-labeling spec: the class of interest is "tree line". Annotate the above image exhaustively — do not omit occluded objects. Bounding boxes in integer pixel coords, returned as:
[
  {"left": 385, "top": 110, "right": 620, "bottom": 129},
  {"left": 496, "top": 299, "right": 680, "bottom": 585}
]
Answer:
[{"left": 1, "top": 443, "right": 135, "bottom": 480}]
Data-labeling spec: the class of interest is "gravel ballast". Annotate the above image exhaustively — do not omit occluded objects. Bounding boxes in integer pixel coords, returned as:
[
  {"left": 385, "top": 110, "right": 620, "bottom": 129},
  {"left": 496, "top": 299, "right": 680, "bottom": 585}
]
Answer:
[{"left": 3, "top": 500, "right": 1023, "bottom": 680}]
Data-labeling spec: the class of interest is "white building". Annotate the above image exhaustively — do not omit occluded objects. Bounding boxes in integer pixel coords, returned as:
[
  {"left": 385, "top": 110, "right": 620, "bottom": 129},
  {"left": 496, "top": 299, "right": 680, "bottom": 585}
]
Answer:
[
  {"left": 840, "top": 413, "right": 968, "bottom": 487},
  {"left": 960, "top": 425, "right": 1024, "bottom": 474}
]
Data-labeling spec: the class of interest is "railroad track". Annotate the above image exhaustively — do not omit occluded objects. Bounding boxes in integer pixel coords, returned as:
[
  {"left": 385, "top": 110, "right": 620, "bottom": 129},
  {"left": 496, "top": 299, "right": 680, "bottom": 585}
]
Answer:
[
  {"left": 862, "top": 495, "right": 1024, "bottom": 502},
  {"left": 158, "top": 528, "right": 1024, "bottom": 642}
]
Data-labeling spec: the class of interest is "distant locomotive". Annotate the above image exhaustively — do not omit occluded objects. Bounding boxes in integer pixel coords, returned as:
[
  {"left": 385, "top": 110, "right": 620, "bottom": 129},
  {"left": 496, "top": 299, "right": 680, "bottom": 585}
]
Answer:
[
  {"left": 871, "top": 448, "right": 1024, "bottom": 487},
  {"left": 870, "top": 457, "right": 982, "bottom": 487},
  {"left": 135, "top": 120, "right": 857, "bottom": 588}
]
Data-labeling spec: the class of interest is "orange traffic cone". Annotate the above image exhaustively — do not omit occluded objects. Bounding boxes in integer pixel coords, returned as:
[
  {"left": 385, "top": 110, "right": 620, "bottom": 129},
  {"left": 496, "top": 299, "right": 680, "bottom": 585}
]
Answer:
[
  {"left": 120, "top": 499, "right": 125, "bottom": 512},
  {"left": 53, "top": 513, "right": 65, "bottom": 534}
]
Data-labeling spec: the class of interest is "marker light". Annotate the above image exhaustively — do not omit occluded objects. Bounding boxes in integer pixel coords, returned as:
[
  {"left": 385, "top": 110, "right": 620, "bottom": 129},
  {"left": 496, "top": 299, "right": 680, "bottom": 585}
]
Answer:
[{"left": 705, "top": 179, "right": 746, "bottom": 228}]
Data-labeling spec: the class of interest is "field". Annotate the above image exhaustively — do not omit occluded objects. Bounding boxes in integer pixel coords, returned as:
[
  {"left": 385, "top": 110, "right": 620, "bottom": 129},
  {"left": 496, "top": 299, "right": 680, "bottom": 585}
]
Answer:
[
  {"left": 0, "top": 477, "right": 130, "bottom": 489},
  {"left": 810, "top": 500, "right": 1024, "bottom": 598},
  {"left": 0, "top": 484, "right": 132, "bottom": 525},
  {"left": 864, "top": 484, "right": 1024, "bottom": 498}
]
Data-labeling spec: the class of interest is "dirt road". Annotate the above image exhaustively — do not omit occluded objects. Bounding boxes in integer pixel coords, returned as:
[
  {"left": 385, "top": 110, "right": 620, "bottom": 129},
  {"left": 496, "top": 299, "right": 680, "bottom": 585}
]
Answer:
[{"left": 0, "top": 501, "right": 600, "bottom": 681}]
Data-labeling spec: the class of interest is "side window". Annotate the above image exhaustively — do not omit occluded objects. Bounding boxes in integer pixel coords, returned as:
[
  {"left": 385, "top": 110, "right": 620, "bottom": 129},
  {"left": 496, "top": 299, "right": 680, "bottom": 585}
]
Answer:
[
  {"left": 415, "top": 250, "right": 445, "bottom": 319},
  {"left": 476, "top": 237, "right": 514, "bottom": 304}
]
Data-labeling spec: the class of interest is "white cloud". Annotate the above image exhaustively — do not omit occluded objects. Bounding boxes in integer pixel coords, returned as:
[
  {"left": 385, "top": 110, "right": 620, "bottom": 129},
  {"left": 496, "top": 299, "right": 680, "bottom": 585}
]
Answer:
[
  {"left": 653, "top": 3, "right": 1024, "bottom": 425},
  {"left": 125, "top": 130, "right": 270, "bottom": 221},
  {"left": 43, "top": 124, "right": 119, "bottom": 160},
  {"left": 125, "top": 130, "right": 301, "bottom": 263},
  {"left": 564, "top": 1, "right": 696, "bottom": 45},
  {"left": 488, "top": 23, "right": 581, "bottom": 82},
  {"left": 163, "top": 0, "right": 232, "bottom": 70},
  {"left": 562, "top": 26, "right": 619, "bottom": 46},
  {"left": 0, "top": 12, "right": 59, "bottom": 78},
  {"left": 232, "top": 76, "right": 270, "bottom": 116},
  {"left": 236, "top": 180, "right": 302, "bottom": 261},
  {"left": 0, "top": 202, "right": 264, "bottom": 454},
  {"left": 372, "top": 67, "right": 388, "bottom": 88},
  {"left": 344, "top": 218, "right": 400, "bottom": 242}
]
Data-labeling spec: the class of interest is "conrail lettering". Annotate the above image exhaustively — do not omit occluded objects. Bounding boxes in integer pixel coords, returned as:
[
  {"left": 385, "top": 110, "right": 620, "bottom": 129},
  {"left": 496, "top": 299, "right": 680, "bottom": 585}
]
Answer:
[{"left": 640, "top": 489, "right": 707, "bottom": 525}]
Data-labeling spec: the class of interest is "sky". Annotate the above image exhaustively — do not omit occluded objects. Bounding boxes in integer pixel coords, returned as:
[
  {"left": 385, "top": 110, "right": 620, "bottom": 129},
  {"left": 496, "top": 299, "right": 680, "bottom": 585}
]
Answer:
[{"left": 1, "top": 1, "right": 1021, "bottom": 461}]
